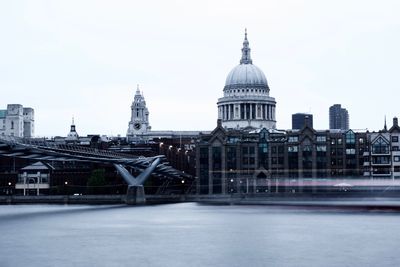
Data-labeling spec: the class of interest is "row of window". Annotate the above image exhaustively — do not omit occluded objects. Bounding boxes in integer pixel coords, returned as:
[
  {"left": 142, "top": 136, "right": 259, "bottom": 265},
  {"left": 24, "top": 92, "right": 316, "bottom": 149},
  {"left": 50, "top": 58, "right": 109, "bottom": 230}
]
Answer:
[
  {"left": 228, "top": 89, "right": 267, "bottom": 94},
  {"left": 287, "top": 135, "right": 365, "bottom": 144}
]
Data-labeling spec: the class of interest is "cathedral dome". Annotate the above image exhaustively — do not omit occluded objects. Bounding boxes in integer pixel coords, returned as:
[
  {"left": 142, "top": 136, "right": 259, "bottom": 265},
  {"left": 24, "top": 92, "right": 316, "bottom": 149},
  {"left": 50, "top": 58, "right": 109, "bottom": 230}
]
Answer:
[
  {"left": 217, "top": 30, "right": 277, "bottom": 130},
  {"left": 225, "top": 64, "right": 268, "bottom": 89},
  {"left": 224, "top": 30, "right": 269, "bottom": 91}
]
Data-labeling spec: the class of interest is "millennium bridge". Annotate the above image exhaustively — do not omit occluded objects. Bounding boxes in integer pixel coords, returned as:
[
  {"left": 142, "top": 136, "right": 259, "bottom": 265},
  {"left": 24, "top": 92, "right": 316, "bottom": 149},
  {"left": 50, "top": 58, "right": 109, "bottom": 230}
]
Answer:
[{"left": 0, "top": 136, "right": 191, "bottom": 204}]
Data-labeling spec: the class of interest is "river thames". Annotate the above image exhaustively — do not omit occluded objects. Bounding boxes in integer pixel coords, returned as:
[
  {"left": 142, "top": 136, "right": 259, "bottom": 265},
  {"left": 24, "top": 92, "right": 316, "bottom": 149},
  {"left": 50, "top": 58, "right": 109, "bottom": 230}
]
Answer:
[{"left": 0, "top": 203, "right": 399, "bottom": 267}]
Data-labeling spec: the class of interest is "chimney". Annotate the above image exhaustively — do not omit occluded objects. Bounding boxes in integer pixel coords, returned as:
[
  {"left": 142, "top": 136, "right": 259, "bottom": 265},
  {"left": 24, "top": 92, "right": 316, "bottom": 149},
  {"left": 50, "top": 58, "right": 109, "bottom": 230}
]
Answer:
[{"left": 394, "top": 117, "right": 398, "bottom": 127}]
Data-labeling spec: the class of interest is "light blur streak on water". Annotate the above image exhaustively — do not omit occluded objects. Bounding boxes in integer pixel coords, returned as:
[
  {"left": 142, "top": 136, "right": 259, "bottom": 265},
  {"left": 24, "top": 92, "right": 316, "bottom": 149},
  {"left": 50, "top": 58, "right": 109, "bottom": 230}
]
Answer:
[{"left": 0, "top": 203, "right": 399, "bottom": 267}]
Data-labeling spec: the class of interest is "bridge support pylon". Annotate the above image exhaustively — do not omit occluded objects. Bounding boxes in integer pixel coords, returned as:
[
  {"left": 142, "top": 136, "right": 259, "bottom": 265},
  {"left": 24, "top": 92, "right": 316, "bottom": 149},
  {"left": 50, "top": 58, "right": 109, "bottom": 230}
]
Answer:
[{"left": 125, "top": 185, "right": 146, "bottom": 205}]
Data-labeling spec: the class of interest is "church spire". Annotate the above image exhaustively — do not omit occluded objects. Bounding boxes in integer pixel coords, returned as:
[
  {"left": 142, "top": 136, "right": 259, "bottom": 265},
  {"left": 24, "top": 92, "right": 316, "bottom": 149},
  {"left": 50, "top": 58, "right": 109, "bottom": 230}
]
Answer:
[
  {"left": 384, "top": 115, "right": 387, "bottom": 131},
  {"left": 240, "top": 28, "right": 252, "bottom": 64},
  {"left": 136, "top": 84, "right": 140, "bottom": 95}
]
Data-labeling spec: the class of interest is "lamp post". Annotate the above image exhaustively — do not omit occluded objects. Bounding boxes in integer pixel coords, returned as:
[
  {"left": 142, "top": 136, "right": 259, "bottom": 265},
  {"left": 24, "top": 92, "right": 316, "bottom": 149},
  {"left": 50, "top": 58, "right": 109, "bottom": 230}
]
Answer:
[
  {"left": 64, "top": 181, "right": 68, "bottom": 195},
  {"left": 7, "top": 182, "right": 12, "bottom": 195},
  {"left": 181, "top": 179, "right": 185, "bottom": 194}
]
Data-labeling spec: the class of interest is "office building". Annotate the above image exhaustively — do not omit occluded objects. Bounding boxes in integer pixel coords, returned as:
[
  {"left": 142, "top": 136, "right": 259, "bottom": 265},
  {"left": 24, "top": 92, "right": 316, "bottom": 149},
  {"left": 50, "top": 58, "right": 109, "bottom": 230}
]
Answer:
[
  {"left": 329, "top": 104, "right": 349, "bottom": 130},
  {"left": 292, "top": 113, "right": 313, "bottom": 129}
]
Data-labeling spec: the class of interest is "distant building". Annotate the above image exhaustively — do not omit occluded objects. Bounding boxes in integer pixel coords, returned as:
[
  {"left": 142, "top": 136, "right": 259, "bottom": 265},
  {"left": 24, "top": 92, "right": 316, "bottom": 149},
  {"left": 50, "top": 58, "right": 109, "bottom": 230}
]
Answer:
[
  {"left": 292, "top": 113, "right": 313, "bottom": 129},
  {"left": 329, "top": 104, "right": 349, "bottom": 130},
  {"left": 0, "top": 104, "right": 34, "bottom": 138}
]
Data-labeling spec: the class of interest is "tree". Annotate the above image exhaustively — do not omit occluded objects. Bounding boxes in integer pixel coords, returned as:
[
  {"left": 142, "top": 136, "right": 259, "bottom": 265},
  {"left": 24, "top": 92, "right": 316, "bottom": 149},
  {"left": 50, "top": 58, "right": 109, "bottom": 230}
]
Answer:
[{"left": 87, "top": 169, "right": 106, "bottom": 194}]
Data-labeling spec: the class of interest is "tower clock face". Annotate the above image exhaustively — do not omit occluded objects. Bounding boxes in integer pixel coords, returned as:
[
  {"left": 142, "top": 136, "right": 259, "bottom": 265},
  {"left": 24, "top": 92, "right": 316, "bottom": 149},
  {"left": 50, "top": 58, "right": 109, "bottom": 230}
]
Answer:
[{"left": 134, "top": 122, "right": 142, "bottom": 130}]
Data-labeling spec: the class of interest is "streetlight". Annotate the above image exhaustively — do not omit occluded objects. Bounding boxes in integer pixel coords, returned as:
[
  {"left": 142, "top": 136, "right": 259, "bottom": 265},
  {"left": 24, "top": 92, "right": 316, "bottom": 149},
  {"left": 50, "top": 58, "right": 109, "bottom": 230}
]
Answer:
[
  {"left": 64, "top": 181, "right": 68, "bottom": 195},
  {"left": 6, "top": 182, "right": 12, "bottom": 195},
  {"left": 181, "top": 180, "right": 185, "bottom": 194}
]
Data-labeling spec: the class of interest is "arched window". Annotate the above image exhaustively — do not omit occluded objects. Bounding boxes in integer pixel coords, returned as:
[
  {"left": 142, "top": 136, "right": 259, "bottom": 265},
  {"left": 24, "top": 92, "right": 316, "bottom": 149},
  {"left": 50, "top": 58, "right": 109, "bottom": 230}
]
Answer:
[
  {"left": 11, "top": 121, "right": 14, "bottom": 129},
  {"left": 345, "top": 130, "right": 356, "bottom": 144}
]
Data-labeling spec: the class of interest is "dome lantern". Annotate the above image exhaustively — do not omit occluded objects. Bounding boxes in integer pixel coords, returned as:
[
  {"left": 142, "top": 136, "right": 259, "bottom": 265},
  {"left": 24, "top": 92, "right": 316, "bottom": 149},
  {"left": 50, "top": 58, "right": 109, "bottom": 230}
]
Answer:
[{"left": 240, "top": 28, "right": 252, "bottom": 64}]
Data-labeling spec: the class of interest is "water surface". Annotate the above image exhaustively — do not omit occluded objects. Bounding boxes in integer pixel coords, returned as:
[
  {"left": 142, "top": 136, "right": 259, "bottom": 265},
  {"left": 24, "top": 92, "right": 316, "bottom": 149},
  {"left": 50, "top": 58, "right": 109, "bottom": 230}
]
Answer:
[{"left": 0, "top": 203, "right": 398, "bottom": 267}]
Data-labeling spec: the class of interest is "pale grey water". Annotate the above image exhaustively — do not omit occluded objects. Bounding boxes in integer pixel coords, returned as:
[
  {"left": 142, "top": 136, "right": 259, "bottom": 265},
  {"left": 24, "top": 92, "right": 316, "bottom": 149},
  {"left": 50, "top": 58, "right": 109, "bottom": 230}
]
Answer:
[{"left": 0, "top": 203, "right": 399, "bottom": 267}]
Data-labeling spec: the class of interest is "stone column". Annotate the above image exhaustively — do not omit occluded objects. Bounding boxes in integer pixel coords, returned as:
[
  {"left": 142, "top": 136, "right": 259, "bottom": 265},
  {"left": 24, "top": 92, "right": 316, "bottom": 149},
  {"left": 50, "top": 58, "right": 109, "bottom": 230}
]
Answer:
[
  {"left": 223, "top": 105, "right": 226, "bottom": 121},
  {"left": 260, "top": 104, "right": 263, "bottom": 119},
  {"left": 271, "top": 106, "right": 274, "bottom": 120},
  {"left": 263, "top": 104, "right": 267, "bottom": 120},
  {"left": 272, "top": 106, "right": 275, "bottom": 120},
  {"left": 250, "top": 104, "right": 253, "bottom": 120}
]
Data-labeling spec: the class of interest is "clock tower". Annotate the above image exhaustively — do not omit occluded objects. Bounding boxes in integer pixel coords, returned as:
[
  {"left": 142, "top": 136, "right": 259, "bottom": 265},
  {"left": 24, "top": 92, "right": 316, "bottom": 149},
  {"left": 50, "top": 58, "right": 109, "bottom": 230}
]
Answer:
[{"left": 127, "top": 85, "right": 151, "bottom": 140}]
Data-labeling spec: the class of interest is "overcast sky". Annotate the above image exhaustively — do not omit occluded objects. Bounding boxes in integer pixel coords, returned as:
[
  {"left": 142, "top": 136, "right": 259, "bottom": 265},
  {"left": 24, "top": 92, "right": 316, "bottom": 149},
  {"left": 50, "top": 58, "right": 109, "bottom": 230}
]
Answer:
[{"left": 1, "top": 0, "right": 400, "bottom": 137}]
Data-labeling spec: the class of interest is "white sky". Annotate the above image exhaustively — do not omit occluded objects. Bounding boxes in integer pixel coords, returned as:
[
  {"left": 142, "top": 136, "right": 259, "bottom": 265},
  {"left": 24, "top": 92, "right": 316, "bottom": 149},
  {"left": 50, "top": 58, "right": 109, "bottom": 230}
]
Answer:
[{"left": 1, "top": 0, "right": 400, "bottom": 137}]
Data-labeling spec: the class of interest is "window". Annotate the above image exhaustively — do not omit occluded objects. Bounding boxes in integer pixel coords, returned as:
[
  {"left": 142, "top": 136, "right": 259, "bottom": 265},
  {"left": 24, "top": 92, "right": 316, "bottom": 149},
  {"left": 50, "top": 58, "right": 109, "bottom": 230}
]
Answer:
[
  {"left": 331, "top": 139, "right": 336, "bottom": 145},
  {"left": 372, "top": 156, "right": 390, "bottom": 164},
  {"left": 392, "top": 136, "right": 399, "bottom": 143},
  {"left": 359, "top": 138, "right": 364, "bottom": 144},
  {"left": 393, "top": 146, "right": 399, "bottom": 151},
  {"left": 372, "top": 137, "right": 390, "bottom": 154},
  {"left": 394, "top": 156, "right": 400, "bottom": 162},
  {"left": 227, "top": 137, "right": 239, "bottom": 144},
  {"left": 288, "top": 136, "right": 298, "bottom": 143},
  {"left": 317, "top": 145, "right": 327, "bottom": 152},
  {"left": 346, "top": 148, "right": 356, "bottom": 155},
  {"left": 288, "top": 146, "right": 298, "bottom": 152},
  {"left": 11, "top": 121, "right": 14, "bottom": 129},
  {"left": 338, "top": 138, "right": 343, "bottom": 145},
  {"left": 345, "top": 131, "right": 356, "bottom": 144},
  {"left": 249, "top": 146, "right": 255, "bottom": 154},
  {"left": 317, "top": 136, "right": 326, "bottom": 142}
]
